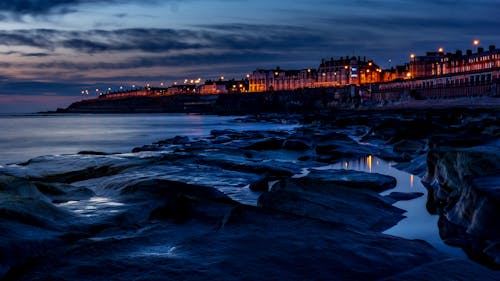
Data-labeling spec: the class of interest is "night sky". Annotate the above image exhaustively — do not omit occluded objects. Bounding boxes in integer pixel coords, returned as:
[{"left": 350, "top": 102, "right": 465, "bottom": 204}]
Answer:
[{"left": 0, "top": 0, "right": 498, "bottom": 112}]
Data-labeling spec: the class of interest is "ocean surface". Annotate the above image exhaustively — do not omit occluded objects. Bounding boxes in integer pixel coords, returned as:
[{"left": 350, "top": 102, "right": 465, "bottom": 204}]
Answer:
[{"left": 0, "top": 113, "right": 296, "bottom": 165}]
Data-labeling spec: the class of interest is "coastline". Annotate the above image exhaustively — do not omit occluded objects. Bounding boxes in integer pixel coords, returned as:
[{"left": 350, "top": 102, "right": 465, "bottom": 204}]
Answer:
[{"left": 1, "top": 108, "right": 499, "bottom": 280}]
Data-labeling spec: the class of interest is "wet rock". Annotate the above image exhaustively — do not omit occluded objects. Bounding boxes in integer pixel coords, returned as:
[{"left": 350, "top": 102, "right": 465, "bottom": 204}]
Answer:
[
  {"left": 243, "top": 138, "right": 284, "bottom": 151},
  {"left": 195, "top": 158, "right": 295, "bottom": 177},
  {"left": 249, "top": 175, "right": 281, "bottom": 192},
  {"left": 0, "top": 175, "right": 75, "bottom": 278},
  {"left": 7, "top": 203, "right": 447, "bottom": 281},
  {"left": 120, "top": 179, "right": 233, "bottom": 203},
  {"left": 40, "top": 165, "right": 129, "bottom": 184},
  {"left": 392, "top": 139, "right": 425, "bottom": 154},
  {"left": 33, "top": 182, "right": 95, "bottom": 203},
  {"left": 393, "top": 154, "right": 428, "bottom": 177},
  {"left": 131, "top": 145, "right": 162, "bottom": 153},
  {"left": 386, "top": 192, "right": 424, "bottom": 201},
  {"left": 156, "top": 135, "right": 190, "bottom": 145},
  {"left": 77, "top": 151, "right": 109, "bottom": 156},
  {"left": 258, "top": 170, "right": 403, "bottom": 232},
  {"left": 297, "top": 155, "right": 311, "bottom": 161},
  {"left": 210, "top": 129, "right": 259, "bottom": 140},
  {"left": 370, "top": 118, "right": 435, "bottom": 143},
  {"left": 282, "top": 139, "right": 310, "bottom": 151},
  {"left": 305, "top": 169, "right": 397, "bottom": 192},
  {"left": 428, "top": 133, "right": 495, "bottom": 149},
  {"left": 424, "top": 144, "right": 500, "bottom": 268}
]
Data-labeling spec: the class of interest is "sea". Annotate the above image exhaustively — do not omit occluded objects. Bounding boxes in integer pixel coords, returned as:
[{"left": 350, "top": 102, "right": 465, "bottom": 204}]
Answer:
[{"left": 0, "top": 113, "right": 296, "bottom": 165}]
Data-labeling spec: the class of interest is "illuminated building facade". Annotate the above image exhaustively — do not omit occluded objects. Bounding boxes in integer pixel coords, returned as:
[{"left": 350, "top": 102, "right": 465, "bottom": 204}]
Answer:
[
  {"left": 315, "top": 56, "right": 383, "bottom": 87},
  {"left": 409, "top": 45, "right": 500, "bottom": 79}
]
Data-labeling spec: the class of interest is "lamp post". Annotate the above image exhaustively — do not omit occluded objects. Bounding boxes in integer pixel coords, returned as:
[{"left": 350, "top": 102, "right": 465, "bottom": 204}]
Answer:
[
  {"left": 473, "top": 39, "right": 480, "bottom": 53},
  {"left": 344, "top": 65, "right": 349, "bottom": 85},
  {"left": 410, "top": 53, "right": 415, "bottom": 79}
]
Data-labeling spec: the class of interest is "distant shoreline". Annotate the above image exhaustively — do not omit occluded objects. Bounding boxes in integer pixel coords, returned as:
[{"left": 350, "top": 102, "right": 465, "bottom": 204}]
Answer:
[{"left": 46, "top": 91, "right": 500, "bottom": 115}]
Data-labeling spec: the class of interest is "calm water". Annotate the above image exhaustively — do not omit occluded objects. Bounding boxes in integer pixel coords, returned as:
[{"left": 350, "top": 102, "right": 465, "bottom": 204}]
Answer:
[
  {"left": 327, "top": 156, "right": 465, "bottom": 258},
  {"left": 0, "top": 114, "right": 296, "bottom": 165}
]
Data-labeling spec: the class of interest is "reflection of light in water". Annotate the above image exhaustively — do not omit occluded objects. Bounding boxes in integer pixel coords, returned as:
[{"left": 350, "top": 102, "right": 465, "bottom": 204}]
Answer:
[
  {"left": 331, "top": 156, "right": 465, "bottom": 258},
  {"left": 344, "top": 162, "right": 349, "bottom": 169},
  {"left": 367, "top": 155, "right": 373, "bottom": 173}
]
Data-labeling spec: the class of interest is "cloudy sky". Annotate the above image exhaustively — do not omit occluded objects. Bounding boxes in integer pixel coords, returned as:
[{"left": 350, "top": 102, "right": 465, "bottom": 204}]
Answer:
[{"left": 0, "top": 0, "right": 498, "bottom": 112}]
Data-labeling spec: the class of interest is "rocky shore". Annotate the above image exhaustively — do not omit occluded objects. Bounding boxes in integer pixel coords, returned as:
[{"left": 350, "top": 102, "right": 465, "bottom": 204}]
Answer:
[{"left": 1, "top": 107, "right": 499, "bottom": 280}]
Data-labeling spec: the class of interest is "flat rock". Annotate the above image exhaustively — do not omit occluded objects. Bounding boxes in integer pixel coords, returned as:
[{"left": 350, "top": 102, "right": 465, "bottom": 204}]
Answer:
[
  {"left": 386, "top": 192, "right": 424, "bottom": 201},
  {"left": 392, "top": 139, "right": 425, "bottom": 153},
  {"left": 243, "top": 138, "right": 284, "bottom": 151},
  {"left": 259, "top": 177, "right": 404, "bottom": 232},
  {"left": 305, "top": 169, "right": 397, "bottom": 192}
]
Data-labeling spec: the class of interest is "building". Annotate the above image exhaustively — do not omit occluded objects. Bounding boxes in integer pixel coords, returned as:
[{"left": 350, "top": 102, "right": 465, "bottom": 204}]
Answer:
[
  {"left": 315, "top": 56, "right": 383, "bottom": 87},
  {"left": 409, "top": 45, "right": 500, "bottom": 80},
  {"left": 200, "top": 82, "right": 228, "bottom": 94}
]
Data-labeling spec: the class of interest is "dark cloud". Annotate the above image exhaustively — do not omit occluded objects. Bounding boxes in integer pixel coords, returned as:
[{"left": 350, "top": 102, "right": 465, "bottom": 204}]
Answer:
[
  {"left": 0, "top": 0, "right": 130, "bottom": 14},
  {"left": 22, "top": 52, "right": 51, "bottom": 57},
  {"left": 0, "top": 80, "right": 87, "bottom": 96},
  {"left": 0, "top": 25, "right": 327, "bottom": 55}
]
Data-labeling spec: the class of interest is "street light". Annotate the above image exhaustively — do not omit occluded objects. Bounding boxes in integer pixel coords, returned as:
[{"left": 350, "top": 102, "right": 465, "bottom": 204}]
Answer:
[
  {"left": 473, "top": 39, "right": 480, "bottom": 46},
  {"left": 438, "top": 47, "right": 444, "bottom": 53}
]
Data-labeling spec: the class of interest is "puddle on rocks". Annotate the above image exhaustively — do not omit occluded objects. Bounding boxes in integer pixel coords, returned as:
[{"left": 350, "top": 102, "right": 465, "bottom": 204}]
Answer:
[{"left": 318, "top": 155, "right": 465, "bottom": 258}]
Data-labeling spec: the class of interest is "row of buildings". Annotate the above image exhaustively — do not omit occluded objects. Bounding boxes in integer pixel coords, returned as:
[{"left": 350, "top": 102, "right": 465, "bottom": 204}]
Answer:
[
  {"left": 101, "top": 44, "right": 500, "bottom": 98},
  {"left": 248, "top": 44, "right": 500, "bottom": 93}
]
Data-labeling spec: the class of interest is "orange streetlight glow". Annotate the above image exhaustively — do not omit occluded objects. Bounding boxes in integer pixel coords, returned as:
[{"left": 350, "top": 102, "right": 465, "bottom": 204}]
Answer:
[
  {"left": 438, "top": 47, "right": 444, "bottom": 53},
  {"left": 473, "top": 39, "right": 480, "bottom": 46},
  {"left": 410, "top": 53, "right": 415, "bottom": 59}
]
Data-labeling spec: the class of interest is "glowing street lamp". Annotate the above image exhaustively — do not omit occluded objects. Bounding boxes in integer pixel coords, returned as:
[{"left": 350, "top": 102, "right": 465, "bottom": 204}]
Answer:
[
  {"left": 473, "top": 39, "right": 480, "bottom": 46},
  {"left": 410, "top": 53, "right": 415, "bottom": 59},
  {"left": 438, "top": 47, "right": 444, "bottom": 53}
]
